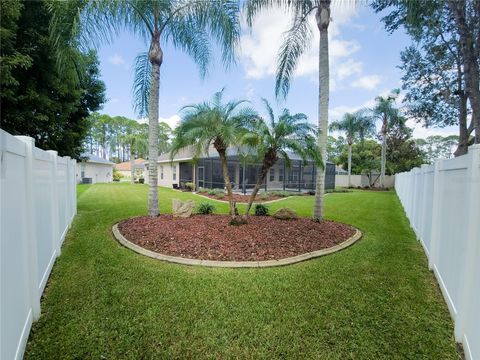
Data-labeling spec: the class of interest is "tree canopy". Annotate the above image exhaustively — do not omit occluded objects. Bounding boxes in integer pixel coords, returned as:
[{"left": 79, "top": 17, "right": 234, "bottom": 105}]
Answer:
[{"left": 0, "top": 0, "right": 106, "bottom": 158}]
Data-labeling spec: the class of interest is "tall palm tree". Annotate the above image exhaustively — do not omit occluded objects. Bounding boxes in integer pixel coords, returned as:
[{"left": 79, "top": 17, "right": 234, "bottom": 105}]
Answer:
[
  {"left": 242, "top": 99, "right": 322, "bottom": 217},
  {"left": 371, "top": 89, "right": 404, "bottom": 188},
  {"left": 329, "top": 110, "right": 374, "bottom": 187},
  {"left": 170, "top": 89, "right": 256, "bottom": 218},
  {"left": 246, "top": 0, "right": 332, "bottom": 221},
  {"left": 49, "top": 0, "right": 240, "bottom": 217}
]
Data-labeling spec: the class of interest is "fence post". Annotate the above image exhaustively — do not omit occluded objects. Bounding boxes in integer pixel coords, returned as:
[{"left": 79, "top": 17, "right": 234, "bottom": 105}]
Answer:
[
  {"left": 428, "top": 159, "right": 445, "bottom": 270},
  {"left": 454, "top": 144, "right": 480, "bottom": 342},
  {"left": 16, "top": 136, "right": 41, "bottom": 321},
  {"left": 73, "top": 159, "right": 77, "bottom": 215},
  {"left": 65, "top": 156, "right": 71, "bottom": 228},
  {"left": 47, "top": 150, "right": 61, "bottom": 256}
]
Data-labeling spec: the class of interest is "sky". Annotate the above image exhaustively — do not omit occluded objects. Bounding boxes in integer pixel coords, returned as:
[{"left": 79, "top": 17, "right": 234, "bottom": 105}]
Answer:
[{"left": 96, "top": 3, "right": 457, "bottom": 139}]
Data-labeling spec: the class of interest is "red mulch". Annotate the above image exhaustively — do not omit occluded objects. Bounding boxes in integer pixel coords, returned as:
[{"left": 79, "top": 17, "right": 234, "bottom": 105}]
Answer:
[{"left": 117, "top": 215, "right": 356, "bottom": 261}]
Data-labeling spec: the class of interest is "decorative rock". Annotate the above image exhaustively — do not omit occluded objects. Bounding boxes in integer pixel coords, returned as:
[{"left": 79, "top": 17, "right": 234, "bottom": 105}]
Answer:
[
  {"left": 272, "top": 207, "right": 298, "bottom": 220},
  {"left": 172, "top": 199, "right": 196, "bottom": 218}
]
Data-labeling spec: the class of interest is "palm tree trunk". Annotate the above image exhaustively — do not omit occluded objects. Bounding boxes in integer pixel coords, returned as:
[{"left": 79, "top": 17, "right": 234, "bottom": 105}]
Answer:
[
  {"left": 380, "top": 130, "right": 387, "bottom": 188},
  {"left": 218, "top": 150, "right": 236, "bottom": 218},
  {"left": 130, "top": 146, "right": 135, "bottom": 184},
  {"left": 147, "top": 30, "right": 162, "bottom": 217},
  {"left": 347, "top": 143, "right": 352, "bottom": 188},
  {"left": 244, "top": 164, "right": 270, "bottom": 217},
  {"left": 313, "top": 1, "right": 331, "bottom": 221}
]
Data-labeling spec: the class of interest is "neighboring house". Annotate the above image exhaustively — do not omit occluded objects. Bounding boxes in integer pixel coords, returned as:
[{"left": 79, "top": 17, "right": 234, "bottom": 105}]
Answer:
[
  {"left": 76, "top": 153, "right": 114, "bottom": 184},
  {"left": 335, "top": 165, "right": 348, "bottom": 175},
  {"left": 144, "top": 146, "right": 335, "bottom": 193},
  {"left": 115, "top": 158, "right": 146, "bottom": 179}
]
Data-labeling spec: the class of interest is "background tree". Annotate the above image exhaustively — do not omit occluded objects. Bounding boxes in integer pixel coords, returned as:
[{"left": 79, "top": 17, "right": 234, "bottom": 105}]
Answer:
[
  {"left": 338, "top": 140, "right": 381, "bottom": 178},
  {"left": 385, "top": 124, "right": 425, "bottom": 174},
  {"left": 246, "top": 0, "right": 332, "bottom": 221},
  {"left": 372, "top": 0, "right": 479, "bottom": 152},
  {"left": 50, "top": 0, "right": 240, "bottom": 217},
  {"left": 0, "top": 0, "right": 105, "bottom": 158},
  {"left": 371, "top": 89, "right": 404, "bottom": 187},
  {"left": 171, "top": 89, "right": 255, "bottom": 219},
  {"left": 329, "top": 110, "right": 374, "bottom": 187},
  {"left": 124, "top": 120, "right": 148, "bottom": 183},
  {"left": 241, "top": 99, "right": 321, "bottom": 217},
  {"left": 327, "top": 135, "right": 345, "bottom": 164},
  {"left": 415, "top": 135, "right": 459, "bottom": 163}
]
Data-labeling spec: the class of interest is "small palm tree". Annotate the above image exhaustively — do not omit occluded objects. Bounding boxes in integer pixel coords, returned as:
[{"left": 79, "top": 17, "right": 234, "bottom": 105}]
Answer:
[
  {"left": 371, "top": 89, "right": 405, "bottom": 187},
  {"left": 242, "top": 99, "right": 322, "bottom": 217},
  {"left": 170, "top": 89, "right": 256, "bottom": 218},
  {"left": 329, "top": 110, "right": 374, "bottom": 187},
  {"left": 49, "top": 0, "right": 240, "bottom": 216},
  {"left": 245, "top": 0, "right": 333, "bottom": 221}
]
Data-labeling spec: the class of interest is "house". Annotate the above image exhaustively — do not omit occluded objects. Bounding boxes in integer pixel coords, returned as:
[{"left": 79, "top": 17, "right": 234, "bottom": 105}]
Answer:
[
  {"left": 76, "top": 152, "right": 114, "bottom": 184},
  {"left": 335, "top": 165, "right": 348, "bottom": 175},
  {"left": 115, "top": 158, "right": 145, "bottom": 179},
  {"left": 144, "top": 146, "right": 335, "bottom": 193}
]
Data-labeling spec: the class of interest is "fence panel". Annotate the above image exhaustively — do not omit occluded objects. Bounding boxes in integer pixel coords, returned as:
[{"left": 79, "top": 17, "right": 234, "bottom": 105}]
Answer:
[
  {"left": 395, "top": 144, "right": 480, "bottom": 360},
  {"left": 1, "top": 129, "right": 77, "bottom": 360}
]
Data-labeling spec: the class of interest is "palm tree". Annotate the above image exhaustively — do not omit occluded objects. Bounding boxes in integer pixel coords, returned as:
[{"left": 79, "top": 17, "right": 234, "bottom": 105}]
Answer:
[
  {"left": 242, "top": 99, "right": 322, "bottom": 217},
  {"left": 170, "top": 89, "right": 256, "bottom": 218},
  {"left": 371, "top": 89, "right": 404, "bottom": 188},
  {"left": 49, "top": 0, "right": 240, "bottom": 217},
  {"left": 245, "top": 0, "right": 332, "bottom": 221},
  {"left": 329, "top": 110, "right": 374, "bottom": 187}
]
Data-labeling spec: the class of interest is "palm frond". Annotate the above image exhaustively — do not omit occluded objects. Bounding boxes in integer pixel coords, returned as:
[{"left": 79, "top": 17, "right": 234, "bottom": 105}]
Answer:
[
  {"left": 276, "top": 8, "right": 314, "bottom": 98},
  {"left": 133, "top": 52, "right": 152, "bottom": 118}
]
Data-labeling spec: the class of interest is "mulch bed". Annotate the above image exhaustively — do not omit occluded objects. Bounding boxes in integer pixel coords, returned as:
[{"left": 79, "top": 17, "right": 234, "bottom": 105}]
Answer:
[{"left": 117, "top": 215, "right": 356, "bottom": 261}]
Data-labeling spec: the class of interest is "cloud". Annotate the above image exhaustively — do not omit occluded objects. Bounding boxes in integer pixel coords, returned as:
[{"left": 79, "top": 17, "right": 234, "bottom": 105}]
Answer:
[
  {"left": 159, "top": 115, "right": 181, "bottom": 130},
  {"left": 406, "top": 119, "right": 458, "bottom": 139},
  {"left": 137, "top": 115, "right": 181, "bottom": 130},
  {"left": 239, "top": 4, "right": 361, "bottom": 87},
  {"left": 108, "top": 54, "right": 125, "bottom": 66},
  {"left": 351, "top": 75, "right": 382, "bottom": 91}
]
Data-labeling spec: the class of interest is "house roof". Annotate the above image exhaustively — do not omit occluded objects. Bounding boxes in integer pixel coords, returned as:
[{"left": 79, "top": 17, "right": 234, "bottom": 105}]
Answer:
[
  {"left": 155, "top": 146, "right": 332, "bottom": 164},
  {"left": 80, "top": 152, "right": 114, "bottom": 165},
  {"left": 335, "top": 165, "right": 348, "bottom": 174},
  {"left": 115, "top": 158, "right": 145, "bottom": 171}
]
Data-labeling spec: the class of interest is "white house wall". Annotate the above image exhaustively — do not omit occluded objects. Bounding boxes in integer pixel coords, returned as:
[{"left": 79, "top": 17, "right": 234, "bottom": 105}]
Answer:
[{"left": 76, "top": 162, "right": 113, "bottom": 184}]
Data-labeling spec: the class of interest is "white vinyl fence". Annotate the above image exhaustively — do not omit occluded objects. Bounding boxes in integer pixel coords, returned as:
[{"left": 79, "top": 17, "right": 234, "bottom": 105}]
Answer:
[
  {"left": 1, "top": 129, "right": 77, "bottom": 360},
  {"left": 395, "top": 144, "right": 480, "bottom": 360}
]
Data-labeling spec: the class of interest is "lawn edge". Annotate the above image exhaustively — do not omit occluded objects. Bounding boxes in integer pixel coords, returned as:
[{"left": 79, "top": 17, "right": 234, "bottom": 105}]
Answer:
[{"left": 111, "top": 222, "right": 362, "bottom": 268}]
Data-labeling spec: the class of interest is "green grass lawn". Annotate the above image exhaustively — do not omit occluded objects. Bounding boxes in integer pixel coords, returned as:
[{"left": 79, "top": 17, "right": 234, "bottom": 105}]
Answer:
[{"left": 25, "top": 183, "right": 459, "bottom": 359}]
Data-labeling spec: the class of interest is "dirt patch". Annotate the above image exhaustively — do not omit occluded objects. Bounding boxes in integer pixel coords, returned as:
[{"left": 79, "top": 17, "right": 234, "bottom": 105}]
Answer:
[{"left": 117, "top": 215, "right": 356, "bottom": 261}]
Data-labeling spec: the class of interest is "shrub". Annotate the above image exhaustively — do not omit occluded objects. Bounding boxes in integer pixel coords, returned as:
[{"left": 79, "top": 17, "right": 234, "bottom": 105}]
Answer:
[
  {"left": 196, "top": 202, "right": 215, "bottom": 215},
  {"left": 258, "top": 191, "right": 269, "bottom": 200},
  {"left": 185, "top": 182, "right": 195, "bottom": 191},
  {"left": 273, "top": 207, "right": 298, "bottom": 220},
  {"left": 270, "top": 191, "right": 290, "bottom": 197},
  {"left": 216, "top": 193, "right": 224, "bottom": 199},
  {"left": 113, "top": 169, "right": 123, "bottom": 182},
  {"left": 208, "top": 189, "right": 224, "bottom": 196},
  {"left": 254, "top": 203, "right": 269, "bottom": 216},
  {"left": 197, "top": 187, "right": 208, "bottom": 193}
]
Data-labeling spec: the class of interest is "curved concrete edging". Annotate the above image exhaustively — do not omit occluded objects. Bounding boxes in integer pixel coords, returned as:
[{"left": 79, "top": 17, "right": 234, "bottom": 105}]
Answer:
[{"left": 112, "top": 222, "right": 362, "bottom": 268}]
